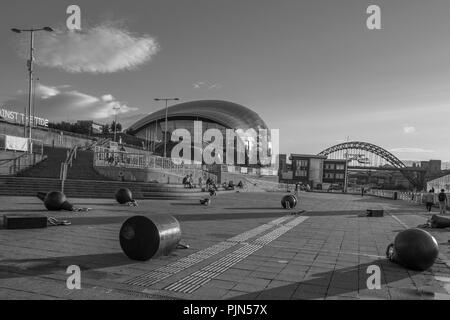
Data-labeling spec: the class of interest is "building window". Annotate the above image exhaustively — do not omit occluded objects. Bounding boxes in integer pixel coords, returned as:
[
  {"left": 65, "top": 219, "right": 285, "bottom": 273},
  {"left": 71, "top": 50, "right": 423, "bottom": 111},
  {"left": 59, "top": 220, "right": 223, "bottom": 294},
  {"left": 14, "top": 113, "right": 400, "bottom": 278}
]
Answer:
[
  {"left": 335, "top": 173, "right": 345, "bottom": 179},
  {"left": 324, "top": 173, "right": 334, "bottom": 179},
  {"left": 324, "top": 163, "right": 335, "bottom": 170},
  {"left": 336, "top": 164, "right": 345, "bottom": 170},
  {"left": 295, "top": 159, "right": 308, "bottom": 168},
  {"left": 295, "top": 169, "right": 308, "bottom": 177}
]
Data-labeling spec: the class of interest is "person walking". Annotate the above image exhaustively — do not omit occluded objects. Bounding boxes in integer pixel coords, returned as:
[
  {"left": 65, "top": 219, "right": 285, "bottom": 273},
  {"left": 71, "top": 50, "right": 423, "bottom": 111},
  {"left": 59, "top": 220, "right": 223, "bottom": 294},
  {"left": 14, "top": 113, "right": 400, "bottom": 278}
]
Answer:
[
  {"left": 295, "top": 182, "right": 300, "bottom": 197},
  {"left": 438, "top": 189, "right": 448, "bottom": 215},
  {"left": 198, "top": 176, "right": 203, "bottom": 190},
  {"left": 424, "top": 189, "right": 435, "bottom": 212}
]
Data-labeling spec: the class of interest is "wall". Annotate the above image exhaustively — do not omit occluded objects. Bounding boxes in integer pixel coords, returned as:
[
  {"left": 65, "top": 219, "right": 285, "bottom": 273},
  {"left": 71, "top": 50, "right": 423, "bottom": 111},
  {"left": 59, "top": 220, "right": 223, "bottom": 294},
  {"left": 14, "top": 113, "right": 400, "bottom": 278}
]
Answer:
[
  {"left": 0, "top": 151, "right": 44, "bottom": 175},
  {"left": 308, "top": 158, "right": 324, "bottom": 188},
  {"left": 220, "top": 171, "right": 278, "bottom": 186},
  {"left": 94, "top": 165, "right": 216, "bottom": 185},
  {"left": 0, "top": 122, "right": 95, "bottom": 149},
  {"left": 427, "top": 174, "right": 450, "bottom": 192}
]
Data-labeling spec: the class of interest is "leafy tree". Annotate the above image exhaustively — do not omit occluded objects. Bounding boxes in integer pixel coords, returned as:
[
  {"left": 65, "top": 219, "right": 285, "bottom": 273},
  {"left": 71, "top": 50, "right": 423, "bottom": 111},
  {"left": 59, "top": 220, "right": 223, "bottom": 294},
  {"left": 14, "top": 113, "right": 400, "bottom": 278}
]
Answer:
[
  {"left": 111, "top": 121, "right": 122, "bottom": 133},
  {"left": 102, "top": 124, "right": 110, "bottom": 134}
]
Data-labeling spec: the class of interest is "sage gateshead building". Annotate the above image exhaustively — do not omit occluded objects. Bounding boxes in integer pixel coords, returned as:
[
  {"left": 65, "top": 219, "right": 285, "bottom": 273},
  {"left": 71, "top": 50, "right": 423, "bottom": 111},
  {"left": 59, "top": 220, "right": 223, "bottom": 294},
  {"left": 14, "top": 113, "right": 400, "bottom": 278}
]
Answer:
[{"left": 127, "top": 100, "right": 277, "bottom": 168}]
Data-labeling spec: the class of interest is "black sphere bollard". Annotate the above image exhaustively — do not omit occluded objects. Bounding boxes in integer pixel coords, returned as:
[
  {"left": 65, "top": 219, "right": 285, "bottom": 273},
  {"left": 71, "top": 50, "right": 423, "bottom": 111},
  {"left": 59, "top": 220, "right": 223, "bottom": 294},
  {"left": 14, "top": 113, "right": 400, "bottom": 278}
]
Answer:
[
  {"left": 119, "top": 215, "right": 181, "bottom": 261},
  {"left": 115, "top": 188, "right": 133, "bottom": 204},
  {"left": 44, "top": 191, "right": 67, "bottom": 211},
  {"left": 281, "top": 194, "right": 298, "bottom": 209},
  {"left": 386, "top": 228, "right": 439, "bottom": 271}
]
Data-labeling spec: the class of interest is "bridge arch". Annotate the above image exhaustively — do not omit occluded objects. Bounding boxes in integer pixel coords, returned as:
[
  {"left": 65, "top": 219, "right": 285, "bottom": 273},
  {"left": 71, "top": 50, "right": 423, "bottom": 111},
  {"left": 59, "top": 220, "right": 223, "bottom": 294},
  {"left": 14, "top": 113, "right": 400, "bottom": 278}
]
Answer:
[{"left": 318, "top": 141, "right": 406, "bottom": 168}]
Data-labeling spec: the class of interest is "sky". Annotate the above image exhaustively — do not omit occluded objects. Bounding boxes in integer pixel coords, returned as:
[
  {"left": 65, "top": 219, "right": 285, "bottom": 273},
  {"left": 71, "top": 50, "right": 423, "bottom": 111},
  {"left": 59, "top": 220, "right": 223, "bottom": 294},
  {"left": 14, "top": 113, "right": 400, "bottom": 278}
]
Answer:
[{"left": 0, "top": 0, "right": 449, "bottom": 161}]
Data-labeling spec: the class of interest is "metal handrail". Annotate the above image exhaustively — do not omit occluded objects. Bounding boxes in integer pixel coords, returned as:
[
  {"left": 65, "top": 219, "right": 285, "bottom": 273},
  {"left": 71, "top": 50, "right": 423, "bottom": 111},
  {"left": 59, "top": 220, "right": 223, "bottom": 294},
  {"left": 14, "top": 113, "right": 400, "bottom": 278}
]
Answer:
[
  {"left": 60, "top": 145, "right": 78, "bottom": 192},
  {"left": 0, "top": 152, "right": 43, "bottom": 176}
]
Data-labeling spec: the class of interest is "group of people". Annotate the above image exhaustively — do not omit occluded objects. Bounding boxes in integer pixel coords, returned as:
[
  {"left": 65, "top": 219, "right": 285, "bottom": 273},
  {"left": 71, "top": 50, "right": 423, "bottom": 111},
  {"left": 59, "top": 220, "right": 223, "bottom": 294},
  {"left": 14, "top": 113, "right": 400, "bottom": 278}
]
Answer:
[
  {"left": 182, "top": 174, "right": 195, "bottom": 188},
  {"left": 183, "top": 174, "right": 220, "bottom": 191},
  {"left": 424, "top": 188, "right": 448, "bottom": 215}
]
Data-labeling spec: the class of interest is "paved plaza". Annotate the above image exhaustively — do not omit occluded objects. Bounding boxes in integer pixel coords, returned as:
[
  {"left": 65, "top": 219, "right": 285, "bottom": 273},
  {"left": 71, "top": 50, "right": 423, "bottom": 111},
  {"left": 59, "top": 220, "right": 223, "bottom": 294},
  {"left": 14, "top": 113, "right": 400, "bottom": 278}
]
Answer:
[{"left": 0, "top": 191, "right": 449, "bottom": 300}]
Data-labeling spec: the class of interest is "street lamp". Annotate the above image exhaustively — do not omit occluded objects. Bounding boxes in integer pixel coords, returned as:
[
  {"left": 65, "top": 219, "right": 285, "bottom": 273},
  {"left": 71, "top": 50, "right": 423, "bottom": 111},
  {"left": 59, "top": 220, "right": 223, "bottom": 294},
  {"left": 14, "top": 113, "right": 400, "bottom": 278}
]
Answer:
[
  {"left": 154, "top": 98, "right": 179, "bottom": 158},
  {"left": 113, "top": 105, "right": 121, "bottom": 142},
  {"left": 11, "top": 26, "right": 53, "bottom": 152}
]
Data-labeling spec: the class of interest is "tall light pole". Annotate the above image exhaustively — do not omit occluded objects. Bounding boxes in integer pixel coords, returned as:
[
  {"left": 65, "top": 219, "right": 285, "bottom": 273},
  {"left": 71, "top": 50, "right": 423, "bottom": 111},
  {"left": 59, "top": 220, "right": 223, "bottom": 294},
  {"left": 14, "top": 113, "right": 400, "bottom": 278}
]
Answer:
[
  {"left": 113, "top": 104, "right": 120, "bottom": 142},
  {"left": 33, "top": 77, "right": 39, "bottom": 129},
  {"left": 11, "top": 27, "right": 53, "bottom": 152},
  {"left": 154, "top": 98, "right": 179, "bottom": 158}
]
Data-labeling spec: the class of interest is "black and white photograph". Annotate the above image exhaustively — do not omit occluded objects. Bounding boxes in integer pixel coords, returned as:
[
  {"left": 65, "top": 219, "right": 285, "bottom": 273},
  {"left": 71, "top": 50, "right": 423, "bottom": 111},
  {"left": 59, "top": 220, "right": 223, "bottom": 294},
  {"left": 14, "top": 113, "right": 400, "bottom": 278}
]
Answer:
[{"left": 0, "top": 0, "right": 450, "bottom": 309}]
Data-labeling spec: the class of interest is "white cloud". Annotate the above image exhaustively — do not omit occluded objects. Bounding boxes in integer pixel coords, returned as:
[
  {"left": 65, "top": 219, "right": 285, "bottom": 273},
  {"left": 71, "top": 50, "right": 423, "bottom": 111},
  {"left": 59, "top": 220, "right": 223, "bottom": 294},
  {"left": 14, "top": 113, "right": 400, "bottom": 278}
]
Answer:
[
  {"left": 403, "top": 126, "right": 416, "bottom": 134},
  {"left": 36, "top": 85, "right": 60, "bottom": 99},
  {"left": 19, "top": 23, "right": 159, "bottom": 74},
  {"left": 193, "top": 82, "right": 222, "bottom": 90},
  {"left": 389, "top": 147, "right": 434, "bottom": 153},
  {"left": 1, "top": 83, "right": 138, "bottom": 122}
]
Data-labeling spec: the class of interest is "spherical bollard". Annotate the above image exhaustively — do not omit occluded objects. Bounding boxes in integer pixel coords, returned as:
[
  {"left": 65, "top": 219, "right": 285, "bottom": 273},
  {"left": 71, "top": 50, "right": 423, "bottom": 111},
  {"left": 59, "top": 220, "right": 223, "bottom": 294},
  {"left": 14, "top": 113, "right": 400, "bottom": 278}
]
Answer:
[
  {"left": 119, "top": 215, "right": 181, "bottom": 261},
  {"left": 387, "top": 228, "right": 439, "bottom": 271},
  {"left": 44, "top": 191, "right": 67, "bottom": 211},
  {"left": 281, "top": 194, "right": 298, "bottom": 209},
  {"left": 115, "top": 188, "right": 133, "bottom": 204}
]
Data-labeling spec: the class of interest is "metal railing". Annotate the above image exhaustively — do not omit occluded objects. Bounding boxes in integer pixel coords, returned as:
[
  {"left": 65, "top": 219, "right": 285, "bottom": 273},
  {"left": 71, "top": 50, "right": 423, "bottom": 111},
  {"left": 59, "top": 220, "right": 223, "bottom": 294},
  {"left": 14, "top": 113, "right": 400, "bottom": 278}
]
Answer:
[
  {"left": 0, "top": 152, "right": 45, "bottom": 176},
  {"left": 219, "top": 164, "right": 278, "bottom": 177},
  {"left": 60, "top": 145, "right": 78, "bottom": 192},
  {"left": 93, "top": 146, "right": 216, "bottom": 180},
  {"left": 367, "top": 189, "right": 449, "bottom": 208}
]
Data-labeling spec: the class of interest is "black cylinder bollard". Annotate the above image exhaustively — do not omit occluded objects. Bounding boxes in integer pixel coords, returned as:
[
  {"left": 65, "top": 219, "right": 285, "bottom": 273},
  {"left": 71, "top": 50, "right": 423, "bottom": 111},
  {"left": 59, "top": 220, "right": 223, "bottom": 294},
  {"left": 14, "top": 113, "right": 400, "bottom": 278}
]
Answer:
[
  {"left": 281, "top": 194, "right": 298, "bottom": 209},
  {"left": 430, "top": 214, "right": 450, "bottom": 228},
  {"left": 119, "top": 215, "right": 181, "bottom": 261},
  {"left": 386, "top": 228, "right": 439, "bottom": 271}
]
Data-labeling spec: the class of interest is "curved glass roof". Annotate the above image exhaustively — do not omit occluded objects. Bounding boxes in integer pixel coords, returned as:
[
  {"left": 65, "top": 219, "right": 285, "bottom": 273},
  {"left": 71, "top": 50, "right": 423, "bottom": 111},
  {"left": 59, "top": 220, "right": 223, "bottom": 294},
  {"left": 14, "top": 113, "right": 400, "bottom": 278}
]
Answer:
[{"left": 128, "top": 100, "right": 269, "bottom": 133}]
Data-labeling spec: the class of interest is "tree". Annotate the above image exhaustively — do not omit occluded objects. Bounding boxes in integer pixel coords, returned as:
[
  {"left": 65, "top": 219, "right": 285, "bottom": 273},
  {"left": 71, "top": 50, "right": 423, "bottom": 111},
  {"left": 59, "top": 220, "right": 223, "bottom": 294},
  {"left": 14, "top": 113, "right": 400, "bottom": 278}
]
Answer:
[
  {"left": 111, "top": 121, "right": 122, "bottom": 133},
  {"left": 102, "top": 124, "right": 110, "bottom": 134}
]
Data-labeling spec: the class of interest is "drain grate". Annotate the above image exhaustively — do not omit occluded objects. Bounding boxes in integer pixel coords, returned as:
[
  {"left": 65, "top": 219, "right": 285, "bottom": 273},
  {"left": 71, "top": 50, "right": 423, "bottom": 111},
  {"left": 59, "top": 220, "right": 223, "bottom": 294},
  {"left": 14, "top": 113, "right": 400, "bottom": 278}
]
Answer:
[
  {"left": 164, "top": 216, "right": 308, "bottom": 294},
  {"left": 124, "top": 215, "right": 295, "bottom": 287}
]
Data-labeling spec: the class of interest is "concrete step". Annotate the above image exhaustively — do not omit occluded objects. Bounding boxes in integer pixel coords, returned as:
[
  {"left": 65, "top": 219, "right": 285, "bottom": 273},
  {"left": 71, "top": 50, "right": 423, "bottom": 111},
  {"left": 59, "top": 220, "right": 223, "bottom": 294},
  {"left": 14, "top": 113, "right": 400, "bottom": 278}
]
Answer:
[{"left": 0, "top": 177, "right": 222, "bottom": 199}]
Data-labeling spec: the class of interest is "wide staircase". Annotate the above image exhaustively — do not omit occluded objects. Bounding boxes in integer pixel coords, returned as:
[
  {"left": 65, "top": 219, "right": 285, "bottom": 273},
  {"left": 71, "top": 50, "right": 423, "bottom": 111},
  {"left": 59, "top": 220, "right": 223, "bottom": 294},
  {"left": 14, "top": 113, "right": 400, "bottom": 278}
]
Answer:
[
  {"left": 0, "top": 176, "right": 215, "bottom": 199},
  {"left": 17, "top": 146, "right": 107, "bottom": 180},
  {"left": 2, "top": 145, "right": 222, "bottom": 199}
]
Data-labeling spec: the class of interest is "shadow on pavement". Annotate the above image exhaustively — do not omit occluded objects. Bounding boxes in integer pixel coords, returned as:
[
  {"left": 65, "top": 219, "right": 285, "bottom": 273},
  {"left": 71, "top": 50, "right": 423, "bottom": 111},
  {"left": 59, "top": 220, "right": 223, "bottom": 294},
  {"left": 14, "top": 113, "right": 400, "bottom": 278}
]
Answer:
[
  {"left": 0, "top": 252, "right": 131, "bottom": 280},
  {"left": 227, "top": 259, "right": 424, "bottom": 300}
]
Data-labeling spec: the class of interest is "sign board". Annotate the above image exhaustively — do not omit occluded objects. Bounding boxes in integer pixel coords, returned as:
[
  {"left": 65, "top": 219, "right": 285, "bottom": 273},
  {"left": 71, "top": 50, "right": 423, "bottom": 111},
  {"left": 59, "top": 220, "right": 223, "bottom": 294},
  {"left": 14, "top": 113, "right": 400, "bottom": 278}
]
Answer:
[
  {"left": 5, "top": 135, "right": 28, "bottom": 152},
  {"left": 0, "top": 107, "right": 49, "bottom": 127}
]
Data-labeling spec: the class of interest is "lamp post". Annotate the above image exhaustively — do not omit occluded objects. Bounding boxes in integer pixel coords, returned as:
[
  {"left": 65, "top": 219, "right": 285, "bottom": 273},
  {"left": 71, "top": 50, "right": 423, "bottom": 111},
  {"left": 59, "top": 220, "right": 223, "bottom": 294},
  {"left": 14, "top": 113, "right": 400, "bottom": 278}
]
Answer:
[
  {"left": 11, "top": 27, "right": 53, "bottom": 152},
  {"left": 154, "top": 98, "right": 179, "bottom": 158},
  {"left": 113, "top": 104, "right": 120, "bottom": 142},
  {"left": 33, "top": 77, "right": 39, "bottom": 129}
]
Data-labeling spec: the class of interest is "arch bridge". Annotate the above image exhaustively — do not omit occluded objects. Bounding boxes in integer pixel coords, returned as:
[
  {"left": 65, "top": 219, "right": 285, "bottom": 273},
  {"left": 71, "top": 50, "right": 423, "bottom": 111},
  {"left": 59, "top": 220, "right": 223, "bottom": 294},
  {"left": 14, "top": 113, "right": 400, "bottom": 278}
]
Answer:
[{"left": 318, "top": 141, "right": 425, "bottom": 189}]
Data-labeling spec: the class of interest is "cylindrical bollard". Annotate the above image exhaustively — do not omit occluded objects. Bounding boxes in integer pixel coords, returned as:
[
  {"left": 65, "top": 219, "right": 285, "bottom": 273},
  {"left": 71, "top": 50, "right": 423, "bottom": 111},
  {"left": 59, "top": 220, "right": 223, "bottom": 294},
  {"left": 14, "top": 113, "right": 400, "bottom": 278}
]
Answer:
[{"left": 120, "top": 215, "right": 181, "bottom": 261}]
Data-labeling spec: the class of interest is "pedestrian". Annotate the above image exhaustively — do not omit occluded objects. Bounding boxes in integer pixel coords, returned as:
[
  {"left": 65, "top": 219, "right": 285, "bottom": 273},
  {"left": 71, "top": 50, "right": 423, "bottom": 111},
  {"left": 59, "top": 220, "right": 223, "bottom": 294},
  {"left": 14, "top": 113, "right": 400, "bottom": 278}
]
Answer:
[
  {"left": 188, "top": 174, "right": 194, "bottom": 188},
  {"left": 438, "top": 189, "right": 448, "bottom": 215},
  {"left": 361, "top": 187, "right": 365, "bottom": 197},
  {"left": 424, "top": 189, "right": 434, "bottom": 212},
  {"left": 198, "top": 176, "right": 203, "bottom": 190}
]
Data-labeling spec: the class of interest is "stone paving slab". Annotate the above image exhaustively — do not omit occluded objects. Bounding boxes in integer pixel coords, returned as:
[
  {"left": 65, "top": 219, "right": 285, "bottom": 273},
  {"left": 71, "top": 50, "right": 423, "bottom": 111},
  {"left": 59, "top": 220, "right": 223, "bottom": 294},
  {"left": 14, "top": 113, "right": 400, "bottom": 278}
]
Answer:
[{"left": 0, "top": 192, "right": 449, "bottom": 300}]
